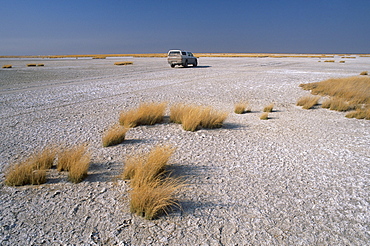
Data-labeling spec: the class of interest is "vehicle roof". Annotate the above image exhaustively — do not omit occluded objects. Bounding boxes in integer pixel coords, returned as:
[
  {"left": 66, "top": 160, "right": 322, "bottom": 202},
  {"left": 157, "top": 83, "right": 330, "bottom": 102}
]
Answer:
[{"left": 168, "top": 50, "right": 190, "bottom": 53}]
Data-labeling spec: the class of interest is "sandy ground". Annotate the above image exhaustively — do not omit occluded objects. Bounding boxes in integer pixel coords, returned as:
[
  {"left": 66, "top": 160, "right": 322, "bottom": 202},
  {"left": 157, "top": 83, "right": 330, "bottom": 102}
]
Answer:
[{"left": 0, "top": 56, "right": 369, "bottom": 245}]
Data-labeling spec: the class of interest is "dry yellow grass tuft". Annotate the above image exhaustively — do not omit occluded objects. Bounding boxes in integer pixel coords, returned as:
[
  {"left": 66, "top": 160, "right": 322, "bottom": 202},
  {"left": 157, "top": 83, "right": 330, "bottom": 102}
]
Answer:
[
  {"left": 57, "top": 144, "right": 90, "bottom": 180},
  {"left": 2, "top": 65, "right": 12, "bottom": 68},
  {"left": 200, "top": 107, "right": 228, "bottom": 129},
  {"left": 114, "top": 61, "right": 133, "bottom": 65},
  {"left": 296, "top": 95, "right": 320, "bottom": 109},
  {"left": 324, "top": 60, "right": 335, "bottom": 62},
  {"left": 323, "top": 98, "right": 356, "bottom": 111},
  {"left": 300, "top": 76, "right": 370, "bottom": 119},
  {"left": 4, "top": 147, "right": 57, "bottom": 186},
  {"left": 346, "top": 107, "right": 370, "bottom": 119},
  {"left": 31, "top": 146, "right": 58, "bottom": 170},
  {"left": 234, "top": 101, "right": 251, "bottom": 114},
  {"left": 102, "top": 125, "right": 128, "bottom": 147},
  {"left": 130, "top": 177, "right": 184, "bottom": 220},
  {"left": 27, "top": 64, "right": 37, "bottom": 67},
  {"left": 181, "top": 106, "right": 203, "bottom": 131},
  {"left": 119, "top": 102, "right": 167, "bottom": 128},
  {"left": 121, "top": 145, "right": 175, "bottom": 186},
  {"left": 260, "top": 112, "right": 269, "bottom": 120},
  {"left": 360, "top": 71, "right": 368, "bottom": 75},
  {"left": 263, "top": 104, "right": 274, "bottom": 112},
  {"left": 121, "top": 145, "right": 183, "bottom": 220},
  {"left": 68, "top": 152, "right": 91, "bottom": 183},
  {"left": 300, "top": 76, "right": 370, "bottom": 105},
  {"left": 5, "top": 163, "right": 46, "bottom": 186},
  {"left": 170, "top": 103, "right": 228, "bottom": 131}
]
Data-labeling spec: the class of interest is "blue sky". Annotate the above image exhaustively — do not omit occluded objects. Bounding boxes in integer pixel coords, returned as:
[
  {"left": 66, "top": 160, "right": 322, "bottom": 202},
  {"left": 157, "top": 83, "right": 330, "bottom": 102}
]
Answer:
[{"left": 1, "top": 0, "right": 369, "bottom": 55}]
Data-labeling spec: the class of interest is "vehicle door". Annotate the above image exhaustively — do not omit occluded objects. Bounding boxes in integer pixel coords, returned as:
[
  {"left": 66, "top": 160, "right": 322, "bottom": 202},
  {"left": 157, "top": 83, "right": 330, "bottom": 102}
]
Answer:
[{"left": 187, "top": 52, "right": 195, "bottom": 63}]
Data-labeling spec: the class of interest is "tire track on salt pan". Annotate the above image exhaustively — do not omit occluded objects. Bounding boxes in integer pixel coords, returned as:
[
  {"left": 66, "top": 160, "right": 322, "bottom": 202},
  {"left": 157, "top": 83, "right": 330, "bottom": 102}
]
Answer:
[{"left": 0, "top": 72, "right": 222, "bottom": 120}]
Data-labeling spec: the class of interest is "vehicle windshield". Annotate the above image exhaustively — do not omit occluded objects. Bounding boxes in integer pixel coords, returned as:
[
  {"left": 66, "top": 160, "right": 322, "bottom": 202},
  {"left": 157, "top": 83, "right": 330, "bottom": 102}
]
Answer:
[{"left": 169, "top": 51, "right": 181, "bottom": 56}]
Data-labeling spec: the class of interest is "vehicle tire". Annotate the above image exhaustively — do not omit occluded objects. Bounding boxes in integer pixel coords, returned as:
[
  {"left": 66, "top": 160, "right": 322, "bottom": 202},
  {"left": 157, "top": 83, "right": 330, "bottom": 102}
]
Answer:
[
  {"left": 193, "top": 60, "right": 198, "bottom": 67},
  {"left": 170, "top": 64, "right": 175, "bottom": 68},
  {"left": 183, "top": 60, "right": 188, "bottom": 68}
]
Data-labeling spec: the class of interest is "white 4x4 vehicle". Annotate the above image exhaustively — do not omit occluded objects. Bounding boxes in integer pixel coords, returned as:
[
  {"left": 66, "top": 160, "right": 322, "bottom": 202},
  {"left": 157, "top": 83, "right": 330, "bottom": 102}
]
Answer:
[{"left": 167, "top": 50, "right": 198, "bottom": 68}]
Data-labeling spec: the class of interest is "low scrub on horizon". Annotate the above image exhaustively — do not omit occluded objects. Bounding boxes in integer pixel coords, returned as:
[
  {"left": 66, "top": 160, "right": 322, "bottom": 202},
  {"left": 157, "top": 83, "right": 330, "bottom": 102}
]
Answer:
[
  {"left": 119, "top": 102, "right": 167, "bottom": 128},
  {"left": 170, "top": 103, "right": 228, "bottom": 131},
  {"left": 114, "top": 61, "right": 133, "bottom": 66}
]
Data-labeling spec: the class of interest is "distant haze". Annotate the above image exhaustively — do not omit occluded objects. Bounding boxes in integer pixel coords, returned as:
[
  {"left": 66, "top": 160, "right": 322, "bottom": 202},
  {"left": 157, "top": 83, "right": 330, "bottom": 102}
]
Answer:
[{"left": 1, "top": 1, "right": 369, "bottom": 56}]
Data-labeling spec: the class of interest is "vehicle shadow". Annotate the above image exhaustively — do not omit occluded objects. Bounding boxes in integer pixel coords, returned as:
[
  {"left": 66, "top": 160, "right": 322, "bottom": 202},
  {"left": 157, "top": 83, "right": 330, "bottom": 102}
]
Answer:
[{"left": 176, "top": 65, "right": 211, "bottom": 69}]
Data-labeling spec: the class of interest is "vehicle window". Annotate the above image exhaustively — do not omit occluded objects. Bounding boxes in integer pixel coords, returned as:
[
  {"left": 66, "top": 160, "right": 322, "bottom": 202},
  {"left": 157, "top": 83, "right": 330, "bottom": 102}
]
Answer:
[
  {"left": 169, "top": 51, "right": 180, "bottom": 56},
  {"left": 189, "top": 52, "right": 193, "bottom": 56},
  {"left": 181, "top": 52, "right": 186, "bottom": 55}
]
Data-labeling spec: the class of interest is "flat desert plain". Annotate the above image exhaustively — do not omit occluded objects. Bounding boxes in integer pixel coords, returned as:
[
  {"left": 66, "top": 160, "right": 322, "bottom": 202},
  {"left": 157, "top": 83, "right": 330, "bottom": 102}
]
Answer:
[{"left": 0, "top": 56, "right": 369, "bottom": 245}]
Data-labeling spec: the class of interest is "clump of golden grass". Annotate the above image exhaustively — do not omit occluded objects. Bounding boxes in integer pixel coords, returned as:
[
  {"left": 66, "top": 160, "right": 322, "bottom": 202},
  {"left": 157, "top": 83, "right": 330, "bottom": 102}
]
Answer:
[
  {"left": 299, "top": 76, "right": 370, "bottom": 105},
  {"left": 114, "top": 61, "right": 133, "bottom": 65},
  {"left": 5, "top": 163, "right": 46, "bottom": 186},
  {"left": 102, "top": 125, "right": 128, "bottom": 147},
  {"left": 119, "top": 102, "right": 167, "bottom": 128},
  {"left": 200, "top": 107, "right": 228, "bottom": 129},
  {"left": 130, "top": 177, "right": 184, "bottom": 220},
  {"left": 360, "top": 71, "right": 368, "bottom": 75},
  {"left": 68, "top": 153, "right": 91, "bottom": 183},
  {"left": 37, "top": 63, "right": 44, "bottom": 66},
  {"left": 321, "top": 98, "right": 331, "bottom": 109},
  {"left": 300, "top": 76, "right": 370, "bottom": 119},
  {"left": 260, "top": 112, "right": 269, "bottom": 120},
  {"left": 339, "top": 61, "right": 345, "bottom": 63},
  {"left": 324, "top": 60, "right": 335, "bottom": 62},
  {"left": 234, "top": 101, "right": 251, "bottom": 114},
  {"left": 170, "top": 103, "right": 228, "bottom": 131},
  {"left": 57, "top": 144, "right": 90, "bottom": 177},
  {"left": 345, "top": 107, "right": 370, "bottom": 119},
  {"left": 31, "top": 146, "right": 58, "bottom": 170},
  {"left": 296, "top": 95, "right": 320, "bottom": 109},
  {"left": 93, "top": 56, "right": 106, "bottom": 59},
  {"left": 263, "top": 104, "right": 274, "bottom": 112},
  {"left": 121, "top": 145, "right": 175, "bottom": 185},
  {"left": 321, "top": 98, "right": 356, "bottom": 111},
  {"left": 27, "top": 64, "right": 37, "bottom": 67},
  {"left": 2, "top": 65, "right": 12, "bottom": 68},
  {"left": 169, "top": 103, "right": 192, "bottom": 124},
  {"left": 121, "top": 145, "right": 183, "bottom": 220},
  {"left": 180, "top": 106, "right": 203, "bottom": 131},
  {"left": 5, "top": 147, "right": 57, "bottom": 186}
]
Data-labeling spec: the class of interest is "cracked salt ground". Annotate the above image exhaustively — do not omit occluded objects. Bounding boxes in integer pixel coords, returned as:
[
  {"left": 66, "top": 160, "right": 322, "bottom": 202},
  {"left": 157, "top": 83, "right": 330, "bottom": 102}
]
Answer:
[{"left": 0, "top": 56, "right": 369, "bottom": 245}]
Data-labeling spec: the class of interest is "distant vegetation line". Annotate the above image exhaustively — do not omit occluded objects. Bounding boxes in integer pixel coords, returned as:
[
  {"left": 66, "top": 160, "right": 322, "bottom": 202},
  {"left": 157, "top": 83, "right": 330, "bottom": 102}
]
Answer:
[{"left": 1, "top": 53, "right": 369, "bottom": 59}]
